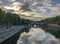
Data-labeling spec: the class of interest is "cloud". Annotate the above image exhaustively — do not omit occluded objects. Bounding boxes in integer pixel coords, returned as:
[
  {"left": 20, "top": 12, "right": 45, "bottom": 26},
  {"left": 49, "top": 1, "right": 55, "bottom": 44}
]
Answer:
[
  {"left": 32, "top": 2, "right": 38, "bottom": 6},
  {"left": 24, "top": 0, "right": 32, "bottom": 2},
  {"left": 31, "top": 0, "right": 60, "bottom": 15},
  {"left": 31, "top": 0, "right": 52, "bottom": 7},
  {"left": 55, "top": 3, "right": 60, "bottom": 7},
  {"left": 9, "top": 0, "right": 16, "bottom": 3},
  {"left": 10, "top": 0, "right": 16, "bottom": 2},
  {"left": 11, "top": 2, "right": 22, "bottom": 11},
  {"left": 42, "top": 0, "right": 52, "bottom": 7},
  {"left": 0, "top": 0, "right": 2, "bottom": 3},
  {"left": 3, "top": 2, "right": 22, "bottom": 12},
  {"left": 17, "top": 28, "right": 60, "bottom": 44},
  {"left": 12, "top": 2, "right": 21, "bottom": 7},
  {"left": 0, "top": 0, "right": 60, "bottom": 17},
  {"left": 32, "top": 6, "right": 60, "bottom": 17},
  {"left": 0, "top": 0, "right": 12, "bottom": 6},
  {"left": 47, "top": 7, "right": 60, "bottom": 15}
]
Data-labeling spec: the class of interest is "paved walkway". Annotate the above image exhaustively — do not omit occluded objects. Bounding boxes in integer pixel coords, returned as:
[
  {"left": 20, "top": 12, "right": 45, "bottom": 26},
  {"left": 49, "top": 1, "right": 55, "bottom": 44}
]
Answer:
[{"left": 0, "top": 25, "right": 25, "bottom": 43}]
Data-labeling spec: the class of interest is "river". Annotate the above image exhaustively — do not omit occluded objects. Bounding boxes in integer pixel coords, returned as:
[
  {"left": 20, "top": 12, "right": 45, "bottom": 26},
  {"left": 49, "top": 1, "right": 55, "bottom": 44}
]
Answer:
[{"left": 17, "top": 27, "right": 60, "bottom": 44}]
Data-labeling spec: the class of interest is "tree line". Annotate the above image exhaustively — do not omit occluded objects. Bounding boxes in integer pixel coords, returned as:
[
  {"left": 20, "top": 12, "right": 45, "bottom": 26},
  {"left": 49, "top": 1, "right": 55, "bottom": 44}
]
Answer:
[
  {"left": 41, "top": 16, "right": 60, "bottom": 38},
  {"left": 41, "top": 16, "right": 60, "bottom": 25},
  {"left": 0, "top": 8, "right": 31, "bottom": 29}
]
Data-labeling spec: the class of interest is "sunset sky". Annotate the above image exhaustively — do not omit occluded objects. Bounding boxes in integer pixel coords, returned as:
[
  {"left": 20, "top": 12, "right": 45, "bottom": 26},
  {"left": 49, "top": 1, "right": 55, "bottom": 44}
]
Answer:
[{"left": 0, "top": 0, "right": 60, "bottom": 17}]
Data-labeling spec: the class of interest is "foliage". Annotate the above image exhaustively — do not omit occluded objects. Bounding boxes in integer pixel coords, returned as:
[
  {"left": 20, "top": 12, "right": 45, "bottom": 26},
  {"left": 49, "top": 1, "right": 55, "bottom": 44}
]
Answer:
[
  {"left": 41, "top": 16, "right": 60, "bottom": 25},
  {"left": 41, "top": 16, "right": 60, "bottom": 38},
  {"left": 0, "top": 8, "right": 31, "bottom": 26}
]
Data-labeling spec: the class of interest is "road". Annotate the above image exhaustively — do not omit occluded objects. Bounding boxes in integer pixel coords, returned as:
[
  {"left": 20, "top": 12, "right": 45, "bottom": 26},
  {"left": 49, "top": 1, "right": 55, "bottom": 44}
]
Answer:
[{"left": 0, "top": 25, "right": 26, "bottom": 43}]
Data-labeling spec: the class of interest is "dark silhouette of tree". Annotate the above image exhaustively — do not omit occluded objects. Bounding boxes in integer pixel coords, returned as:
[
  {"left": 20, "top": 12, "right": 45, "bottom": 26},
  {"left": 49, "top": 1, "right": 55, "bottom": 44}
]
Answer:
[{"left": 0, "top": 8, "right": 31, "bottom": 29}]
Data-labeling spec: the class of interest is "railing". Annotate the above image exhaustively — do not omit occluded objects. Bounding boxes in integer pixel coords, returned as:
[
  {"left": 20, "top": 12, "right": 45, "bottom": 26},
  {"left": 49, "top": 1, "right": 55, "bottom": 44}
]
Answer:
[{"left": 0, "top": 25, "right": 28, "bottom": 43}]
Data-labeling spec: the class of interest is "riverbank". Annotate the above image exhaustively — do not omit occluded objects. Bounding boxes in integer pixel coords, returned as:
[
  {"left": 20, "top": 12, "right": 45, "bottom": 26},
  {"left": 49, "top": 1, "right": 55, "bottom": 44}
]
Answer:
[
  {"left": 1, "top": 30, "right": 21, "bottom": 44},
  {"left": 42, "top": 24, "right": 60, "bottom": 38},
  {"left": 0, "top": 25, "right": 30, "bottom": 44},
  {"left": 0, "top": 25, "right": 29, "bottom": 43}
]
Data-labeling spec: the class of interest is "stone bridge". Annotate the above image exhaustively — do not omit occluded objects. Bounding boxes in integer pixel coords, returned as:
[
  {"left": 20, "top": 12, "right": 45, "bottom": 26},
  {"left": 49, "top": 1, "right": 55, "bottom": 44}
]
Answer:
[{"left": 29, "top": 21, "right": 47, "bottom": 28}]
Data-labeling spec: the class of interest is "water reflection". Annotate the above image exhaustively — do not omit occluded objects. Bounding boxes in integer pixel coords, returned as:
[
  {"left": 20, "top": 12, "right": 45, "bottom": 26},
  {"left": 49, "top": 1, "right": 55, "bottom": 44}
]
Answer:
[{"left": 17, "top": 28, "right": 60, "bottom": 44}]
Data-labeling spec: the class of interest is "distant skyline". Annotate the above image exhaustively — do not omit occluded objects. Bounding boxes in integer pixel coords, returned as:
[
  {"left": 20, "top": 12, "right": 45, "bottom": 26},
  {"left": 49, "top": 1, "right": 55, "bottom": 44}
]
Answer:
[{"left": 0, "top": 0, "right": 60, "bottom": 17}]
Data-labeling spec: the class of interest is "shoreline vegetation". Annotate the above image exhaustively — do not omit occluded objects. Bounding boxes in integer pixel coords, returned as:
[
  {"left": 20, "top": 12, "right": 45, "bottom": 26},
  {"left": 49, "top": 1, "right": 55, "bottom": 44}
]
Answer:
[
  {"left": 41, "top": 16, "right": 60, "bottom": 38},
  {"left": 0, "top": 8, "right": 31, "bottom": 31}
]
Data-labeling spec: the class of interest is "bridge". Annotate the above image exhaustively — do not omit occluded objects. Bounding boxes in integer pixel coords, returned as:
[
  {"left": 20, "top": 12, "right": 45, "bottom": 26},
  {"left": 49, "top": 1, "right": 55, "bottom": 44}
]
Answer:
[{"left": 29, "top": 21, "right": 47, "bottom": 28}]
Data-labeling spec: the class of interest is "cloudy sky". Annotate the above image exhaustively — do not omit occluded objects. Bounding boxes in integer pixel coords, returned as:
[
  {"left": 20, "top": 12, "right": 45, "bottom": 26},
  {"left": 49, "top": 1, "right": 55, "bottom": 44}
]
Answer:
[{"left": 0, "top": 0, "right": 60, "bottom": 17}]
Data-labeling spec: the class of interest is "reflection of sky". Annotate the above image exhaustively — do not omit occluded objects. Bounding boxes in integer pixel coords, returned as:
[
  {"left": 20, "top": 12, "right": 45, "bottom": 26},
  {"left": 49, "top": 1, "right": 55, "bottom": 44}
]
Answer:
[
  {"left": 52, "top": 0, "right": 60, "bottom": 6},
  {"left": 0, "top": 0, "right": 60, "bottom": 17},
  {"left": 17, "top": 28, "right": 60, "bottom": 44}
]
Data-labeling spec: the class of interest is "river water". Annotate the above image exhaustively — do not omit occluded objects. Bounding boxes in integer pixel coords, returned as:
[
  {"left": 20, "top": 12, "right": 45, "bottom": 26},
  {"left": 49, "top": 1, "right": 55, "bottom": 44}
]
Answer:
[{"left": 17, "top": 27, "right": 60, "bottom": 44}]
